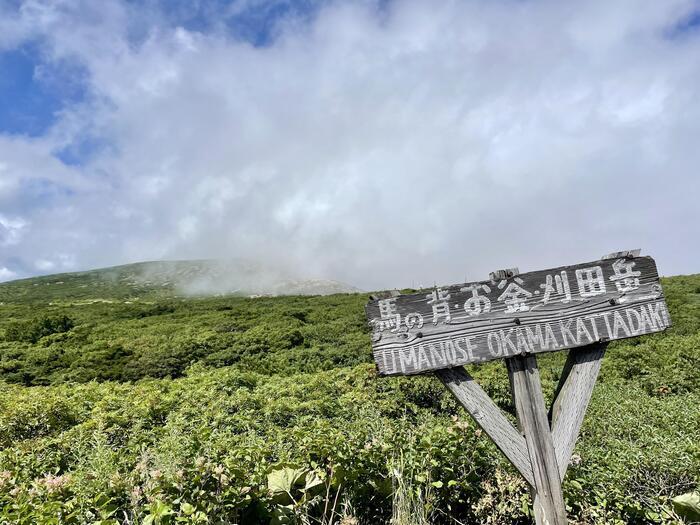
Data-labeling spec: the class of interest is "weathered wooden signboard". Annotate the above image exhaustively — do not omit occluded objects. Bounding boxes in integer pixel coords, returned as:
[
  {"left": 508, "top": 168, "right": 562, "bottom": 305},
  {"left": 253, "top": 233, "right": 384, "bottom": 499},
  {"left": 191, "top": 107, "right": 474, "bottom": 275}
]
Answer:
[
  {"left": 365, "top": 251, "right": 671, "bottom": 525},
  {"left": 367, "top": 254, "right": 669, "bottom": 376}
]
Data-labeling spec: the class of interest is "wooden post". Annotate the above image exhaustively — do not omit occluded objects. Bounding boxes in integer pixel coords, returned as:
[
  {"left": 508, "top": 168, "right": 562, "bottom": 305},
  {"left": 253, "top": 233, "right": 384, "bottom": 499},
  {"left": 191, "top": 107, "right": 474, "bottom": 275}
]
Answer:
[
  {"left": 506, "top": 355, "right": 567, "bottom": 525},
  {"left": 496, "top": 266, "right": 565, "bottom": 525}
]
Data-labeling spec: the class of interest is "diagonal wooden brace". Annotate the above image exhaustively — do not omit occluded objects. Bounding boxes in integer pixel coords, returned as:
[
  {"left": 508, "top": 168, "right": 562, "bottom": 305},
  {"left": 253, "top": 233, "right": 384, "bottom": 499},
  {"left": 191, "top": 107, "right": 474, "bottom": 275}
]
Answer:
[
  {"left": 549, "top": 342, "right": 607, "bottom": 481},
  {"left": 437, "top": 367, "right": 535, "bottom": 487}
]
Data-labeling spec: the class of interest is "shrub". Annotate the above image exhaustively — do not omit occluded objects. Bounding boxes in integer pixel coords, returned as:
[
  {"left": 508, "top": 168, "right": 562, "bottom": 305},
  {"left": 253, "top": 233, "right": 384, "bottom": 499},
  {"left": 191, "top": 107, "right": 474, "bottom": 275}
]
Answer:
[
  {"left": 4, "top": 315, "right": 75, "bottom": 344},
  {"left": 0, "top": 275, "right": 698, "bottom": 523}
]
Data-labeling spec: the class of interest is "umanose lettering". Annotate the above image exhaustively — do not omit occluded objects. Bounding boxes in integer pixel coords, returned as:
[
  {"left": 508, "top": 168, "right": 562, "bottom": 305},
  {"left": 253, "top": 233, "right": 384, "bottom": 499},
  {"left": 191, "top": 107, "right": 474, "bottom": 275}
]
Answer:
[{"left": 377, "top": 302, "right": 669, "bottom": 374}]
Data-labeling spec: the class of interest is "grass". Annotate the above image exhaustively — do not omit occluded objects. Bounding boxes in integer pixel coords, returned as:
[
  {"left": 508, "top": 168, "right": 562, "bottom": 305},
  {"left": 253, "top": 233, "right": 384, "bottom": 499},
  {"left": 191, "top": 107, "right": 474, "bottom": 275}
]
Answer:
[{"left": 0, "top": 271, "right": 698, "bottom": 523}]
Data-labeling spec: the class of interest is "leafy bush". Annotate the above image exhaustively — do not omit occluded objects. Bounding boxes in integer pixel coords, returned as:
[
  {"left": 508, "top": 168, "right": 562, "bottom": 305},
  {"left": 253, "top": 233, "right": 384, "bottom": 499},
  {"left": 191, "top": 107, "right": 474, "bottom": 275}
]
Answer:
[
  {"left": 4, "top": 315, "right": 75, "bottom": 344},
  {"left": 0, "top": 274, "right": 698, "bottom": 523}
]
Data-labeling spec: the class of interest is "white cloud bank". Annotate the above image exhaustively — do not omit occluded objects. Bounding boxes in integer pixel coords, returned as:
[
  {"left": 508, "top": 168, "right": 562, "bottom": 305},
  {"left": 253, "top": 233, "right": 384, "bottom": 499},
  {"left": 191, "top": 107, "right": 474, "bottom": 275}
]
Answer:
[{"left": 0, "top": 0, "right": 699, "bottom": 288}]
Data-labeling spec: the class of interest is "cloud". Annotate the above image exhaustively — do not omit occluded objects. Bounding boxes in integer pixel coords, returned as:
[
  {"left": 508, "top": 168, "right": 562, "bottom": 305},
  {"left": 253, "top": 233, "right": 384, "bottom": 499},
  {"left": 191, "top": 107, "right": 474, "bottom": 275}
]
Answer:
[
  {"left": 0, "top": 0, "right": 699, "bottom": 289},
  {"left": 0, "top": 213, "right": 28, "bottom": 246},
  {"left": 0, "top": 266, "right": 17, "bottom": 282}
]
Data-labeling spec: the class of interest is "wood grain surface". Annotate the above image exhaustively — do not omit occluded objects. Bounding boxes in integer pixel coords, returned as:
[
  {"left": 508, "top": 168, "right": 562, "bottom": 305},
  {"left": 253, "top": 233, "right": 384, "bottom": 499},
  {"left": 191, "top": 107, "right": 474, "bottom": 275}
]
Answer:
[
  {"left": 366, "top": 255, "right": 670, "bottom": 375},
  {"left": 507, "top": 355, "right": 567, "bottom": 525}
]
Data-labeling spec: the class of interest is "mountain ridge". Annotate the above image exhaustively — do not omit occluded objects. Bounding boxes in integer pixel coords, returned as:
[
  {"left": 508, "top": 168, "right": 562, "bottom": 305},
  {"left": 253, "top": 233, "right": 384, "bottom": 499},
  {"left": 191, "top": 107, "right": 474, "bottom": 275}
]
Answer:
[{"left": 0, "top": 259, "right": 361, "bottom": 302}]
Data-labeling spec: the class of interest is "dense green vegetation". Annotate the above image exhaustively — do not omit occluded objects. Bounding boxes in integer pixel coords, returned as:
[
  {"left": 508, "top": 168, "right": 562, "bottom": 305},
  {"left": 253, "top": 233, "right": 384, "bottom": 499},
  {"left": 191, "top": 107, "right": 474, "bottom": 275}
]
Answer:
[{"left": 0, "top": 270, "right": 698, "bottom": 524}]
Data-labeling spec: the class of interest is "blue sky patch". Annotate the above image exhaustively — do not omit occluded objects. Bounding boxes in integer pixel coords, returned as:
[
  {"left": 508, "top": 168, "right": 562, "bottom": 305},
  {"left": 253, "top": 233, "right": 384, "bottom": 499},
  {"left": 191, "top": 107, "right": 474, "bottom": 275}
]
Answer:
[
  {"left": 666, "top": 8, "right": 700, "bottom": 39},
  {"left": 125, "top": 0, "right": 323, "bottom": 47},
  {"left": 55, "top": 135, "right": 109, "bottom": 167},
  {"left": 0, "top": 42, "right": 88, "bottom": 137},
  {"left": 225, "top": 0, "right": 316, "bottom": 47}
]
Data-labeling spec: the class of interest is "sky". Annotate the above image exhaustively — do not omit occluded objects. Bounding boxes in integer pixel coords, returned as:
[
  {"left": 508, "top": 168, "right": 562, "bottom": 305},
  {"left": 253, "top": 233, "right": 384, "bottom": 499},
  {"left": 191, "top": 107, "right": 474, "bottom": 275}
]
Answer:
[{"left": 0, "top": 0, "right": 699, "bottom": 291}]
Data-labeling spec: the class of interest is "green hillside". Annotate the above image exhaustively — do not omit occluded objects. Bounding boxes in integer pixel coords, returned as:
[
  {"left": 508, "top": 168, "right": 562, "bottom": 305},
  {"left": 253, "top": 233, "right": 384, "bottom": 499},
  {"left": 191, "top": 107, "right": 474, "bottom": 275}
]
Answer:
[
  {"left": 0, "top": 271, "right": 698, "bottom": 524},
  {"left": 0, "top": 260, "right": 360, "bottom": 305}
]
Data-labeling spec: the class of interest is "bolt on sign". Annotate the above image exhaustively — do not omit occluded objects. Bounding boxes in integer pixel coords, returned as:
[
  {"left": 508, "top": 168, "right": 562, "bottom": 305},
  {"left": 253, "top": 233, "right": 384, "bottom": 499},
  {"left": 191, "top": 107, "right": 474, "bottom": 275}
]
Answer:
[
  {"left": 367, "top": 253, "right": 669, "bottom": 376},
  {"left": 365, "top": 251, "right": 671, "bottom": 525}
]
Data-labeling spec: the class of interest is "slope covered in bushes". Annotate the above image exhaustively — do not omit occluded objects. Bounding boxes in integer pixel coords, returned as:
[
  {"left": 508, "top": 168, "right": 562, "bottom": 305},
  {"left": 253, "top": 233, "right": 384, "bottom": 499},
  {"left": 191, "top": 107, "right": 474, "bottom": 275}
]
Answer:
[{"left": 0, "top": 274, "right": 698, "bottom": 523}]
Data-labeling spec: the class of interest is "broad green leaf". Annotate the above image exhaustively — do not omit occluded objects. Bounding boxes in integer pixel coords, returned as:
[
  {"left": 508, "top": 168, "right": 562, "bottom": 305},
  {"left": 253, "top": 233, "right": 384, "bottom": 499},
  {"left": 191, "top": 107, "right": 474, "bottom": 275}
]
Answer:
[
  {"left": 267, "top": 467, "right": 308, "bottom": 503},
  {"left": 304, "top": 471, "right": 324, "bottom": 492},
  {"left": 672, "top": 492, "right": 700, "bottom": 522}
]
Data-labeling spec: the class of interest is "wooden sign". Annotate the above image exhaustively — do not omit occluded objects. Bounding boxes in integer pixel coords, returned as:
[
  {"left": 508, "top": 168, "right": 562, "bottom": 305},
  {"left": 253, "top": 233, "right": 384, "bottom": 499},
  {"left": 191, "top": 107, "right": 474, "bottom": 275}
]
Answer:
[
  {"left": 366, "top": 250, "right": 672, "bottom": 525},
  {"left": 367, "top": 254, "right": 670, "bottom": 376}
]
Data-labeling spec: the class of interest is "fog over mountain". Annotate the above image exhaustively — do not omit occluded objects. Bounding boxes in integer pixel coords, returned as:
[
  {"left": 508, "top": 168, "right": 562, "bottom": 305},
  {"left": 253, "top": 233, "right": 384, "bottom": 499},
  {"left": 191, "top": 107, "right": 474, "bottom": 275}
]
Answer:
[
  {"left": 0, "top": 0, "right": 699, "bottom": 290},
  {"left": 0, "top": 259, "right": 360, "bottom": 300},
  {"left": 133, "top": 259, "right": 361, "bottom": 296}
]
